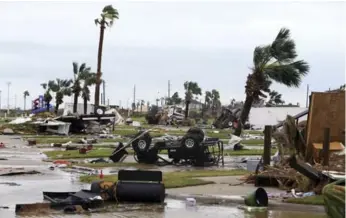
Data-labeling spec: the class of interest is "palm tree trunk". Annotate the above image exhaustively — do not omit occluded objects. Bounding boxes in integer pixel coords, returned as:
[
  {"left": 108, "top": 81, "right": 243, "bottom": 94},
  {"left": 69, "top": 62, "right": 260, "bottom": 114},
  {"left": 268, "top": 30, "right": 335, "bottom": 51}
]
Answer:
[
  {"left": 46, "top": 101, "right": 50, "bottom": 112},
  {"left": 94, "top": 22, "right": 105, "bottom": 110},
  {"left": 24, "top": 97, "right": 26, "bottom": 111},
  {"left": 73, "top": 93, "right": 78, "bottom": 113},
  {"left": 184, "top": 101, "right": 190, "bottom": 118},
  {"left": 55, "top": 104, "right": 59, "bottom": 114},
  {"left": 83, "top": 97, "right": 88, "bottom": 114},
  {"left": 234, "top": 95, "right": 254, "bottom": 136}
]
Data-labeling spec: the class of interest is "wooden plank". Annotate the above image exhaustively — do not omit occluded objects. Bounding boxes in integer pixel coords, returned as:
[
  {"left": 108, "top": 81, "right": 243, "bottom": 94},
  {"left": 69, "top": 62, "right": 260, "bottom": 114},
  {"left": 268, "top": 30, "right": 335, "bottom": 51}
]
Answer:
[
  {"left": 263, "top": 125, "right": 272, "bottom": 166},
  {"left": 305, "top": 91, "right": 345, "bottom": 162}
]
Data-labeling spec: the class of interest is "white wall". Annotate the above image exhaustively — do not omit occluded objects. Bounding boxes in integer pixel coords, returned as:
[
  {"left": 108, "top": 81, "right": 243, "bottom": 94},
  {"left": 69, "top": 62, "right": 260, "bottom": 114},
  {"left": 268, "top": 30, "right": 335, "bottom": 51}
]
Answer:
[
  {"left": 63, "top": 103, "right": 94, "bottom": 115},
  {"left": 249, "top": 107, "right": 308, "bottom": 129}
]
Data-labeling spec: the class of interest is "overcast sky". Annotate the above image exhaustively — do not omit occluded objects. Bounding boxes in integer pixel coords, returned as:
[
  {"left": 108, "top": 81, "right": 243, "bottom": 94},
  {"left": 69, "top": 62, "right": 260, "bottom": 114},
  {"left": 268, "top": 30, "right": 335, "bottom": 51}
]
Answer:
[{"left": 0, "top": 1, "right": 344, "bottom": 109}]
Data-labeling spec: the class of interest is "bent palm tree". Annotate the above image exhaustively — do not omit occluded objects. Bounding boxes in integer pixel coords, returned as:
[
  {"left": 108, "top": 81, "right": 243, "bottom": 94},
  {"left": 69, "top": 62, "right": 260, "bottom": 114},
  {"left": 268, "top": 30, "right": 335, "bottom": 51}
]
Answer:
[
  {"left": 234, "top": 28, "right": 309, "bottom": 136},
  {"left": 94, "top": 5, "right": 119, "bottom": 108},
  {"left": 50, "top": 79, "right": 73, "bottom": 114},
  {"left": 23, "top": 90, "right": 30, "bottom": 111},
  {"left": 81, "top": 72, "right": 97, "bottom": 114},
  {"left": 72, "top": 62, "right": 91, "bottom": 113},
  {"left": 184, "top": 81, "right": 202, "bottom": 118}
]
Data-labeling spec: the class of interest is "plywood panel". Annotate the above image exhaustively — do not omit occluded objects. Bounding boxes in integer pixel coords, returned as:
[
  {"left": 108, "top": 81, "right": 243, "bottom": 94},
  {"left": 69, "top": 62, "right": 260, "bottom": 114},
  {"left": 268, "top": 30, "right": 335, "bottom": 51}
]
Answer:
[{"left": 305, "top": 91, "right": 345, "bottom": 161}]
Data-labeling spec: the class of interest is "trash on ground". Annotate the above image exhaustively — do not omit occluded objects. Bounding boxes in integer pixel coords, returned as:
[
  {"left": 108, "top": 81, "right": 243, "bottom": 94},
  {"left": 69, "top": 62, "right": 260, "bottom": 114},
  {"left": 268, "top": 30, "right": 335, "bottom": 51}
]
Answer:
[{"left": 0, "top": 168, "right": 41, "bottom": 176}]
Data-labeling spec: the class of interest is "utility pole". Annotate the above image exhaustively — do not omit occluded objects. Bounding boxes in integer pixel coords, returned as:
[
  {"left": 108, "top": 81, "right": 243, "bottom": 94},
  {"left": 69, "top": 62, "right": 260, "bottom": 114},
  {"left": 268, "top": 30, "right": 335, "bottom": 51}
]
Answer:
[
  {"left": 14, "top": 95, "right": 17, "bottom": 110},
  {"left": 6, "top": 82, "right": 11, "bottom": 114},
  {"left": 133, "top": 85, "right": 136, "bottom": 109},
  {"left": 103, "top": 80, "right": 106, "bottom": 105},
  {"left": 305, "top": 84, "right": 309, "bottom": 108},
  {"left": 0, "top": 90, "right": 2, "bottom": 110},
  {"left": 168, "top": 80, "right": 171, "bottom": 98}
]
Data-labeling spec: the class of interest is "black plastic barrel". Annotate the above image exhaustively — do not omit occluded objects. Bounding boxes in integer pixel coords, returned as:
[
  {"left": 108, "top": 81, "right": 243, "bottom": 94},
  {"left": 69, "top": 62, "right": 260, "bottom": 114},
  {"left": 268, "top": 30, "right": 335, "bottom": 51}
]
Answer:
[{"left": 115, "top": 181, "right": 165, "bottom": 203}]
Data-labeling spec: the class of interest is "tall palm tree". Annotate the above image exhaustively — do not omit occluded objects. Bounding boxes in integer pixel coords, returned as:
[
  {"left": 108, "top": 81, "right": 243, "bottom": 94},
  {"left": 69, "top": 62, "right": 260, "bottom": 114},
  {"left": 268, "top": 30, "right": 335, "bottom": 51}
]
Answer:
[
  {"left": 41, "top": 81, "right": 55, "bottom": 112},
  {"left": 23, "top": 90, "right": 30, "bottom": 111},
  {"left": 94, "top": 5, "right": 119, "bottom": 109},
  {"left": 72, "top": 62, "right": 91, "bottom": 113},
  {"left": 81, "top": 73, "right": 97, "bottom": 114},
  {"left": 267, "top": 90, "right": 285, "bottom": 106},
  {"left": 184, "top": 81, "right": 202, "bottom": 118},
  {"left": 50, "top": 79, "right": 73, "bottom": 114},
  {"left": 234, "top": 28, "right": 309, "bottom": 136}
]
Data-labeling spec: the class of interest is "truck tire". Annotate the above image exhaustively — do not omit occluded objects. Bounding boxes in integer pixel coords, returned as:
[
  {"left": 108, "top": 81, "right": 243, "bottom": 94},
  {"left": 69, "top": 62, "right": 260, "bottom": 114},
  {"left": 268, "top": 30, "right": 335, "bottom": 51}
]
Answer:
[{"left": 132, "top": 131, "right": 152, "bottom": 153}]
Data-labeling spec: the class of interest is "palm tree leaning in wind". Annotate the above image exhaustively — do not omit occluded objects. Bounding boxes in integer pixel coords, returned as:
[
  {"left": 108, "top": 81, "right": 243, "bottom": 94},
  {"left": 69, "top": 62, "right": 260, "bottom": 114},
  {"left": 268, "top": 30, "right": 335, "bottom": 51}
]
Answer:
[
  {"left": 234, "top": 28, "right": 310, "bottom": 136},
  {"left": 94, "top": 5, "right": 119, "bottom": 109},
  {"left": 23, "top": 90, "right": 30, "bottom": 111}
]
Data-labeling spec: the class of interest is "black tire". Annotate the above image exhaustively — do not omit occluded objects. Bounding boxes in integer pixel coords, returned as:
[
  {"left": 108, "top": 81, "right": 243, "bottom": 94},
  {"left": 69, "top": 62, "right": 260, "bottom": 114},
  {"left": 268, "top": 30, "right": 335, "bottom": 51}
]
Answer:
[
  {"left": 132, "top": 131, "right": 152, "bottom": 153},
  {"left": 185, "top": 127, "right": 204, "bottom": 143},
  {"left": 181, "top": 135, "right": 200, "bottom": 149}
]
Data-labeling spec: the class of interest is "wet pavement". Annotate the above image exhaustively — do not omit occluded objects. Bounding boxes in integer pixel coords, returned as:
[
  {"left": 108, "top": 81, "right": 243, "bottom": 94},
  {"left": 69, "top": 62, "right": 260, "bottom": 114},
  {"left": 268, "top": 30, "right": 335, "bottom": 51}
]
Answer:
[{"left": 0, "top": 135, "right": 326, "bottom": 218}]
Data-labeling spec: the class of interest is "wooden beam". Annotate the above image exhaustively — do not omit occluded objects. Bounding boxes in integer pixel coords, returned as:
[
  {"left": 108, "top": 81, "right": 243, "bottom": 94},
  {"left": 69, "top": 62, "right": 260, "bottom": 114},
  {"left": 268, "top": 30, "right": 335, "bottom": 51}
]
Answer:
[
  {"left": 263, "top": 125, "right": 272, "bottom": 166},
  {"left": 322, "top": 128, "right": 330, "bottom": 166}
]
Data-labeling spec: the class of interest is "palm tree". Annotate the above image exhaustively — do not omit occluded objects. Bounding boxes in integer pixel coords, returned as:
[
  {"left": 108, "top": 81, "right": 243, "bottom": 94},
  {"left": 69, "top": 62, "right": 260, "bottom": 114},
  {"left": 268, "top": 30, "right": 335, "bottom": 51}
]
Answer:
[
  {"left": 204, "top": 91, "right": 212, "bottom": 109},
  {"left": 267, "top": 90, "right": 285, "bottom": 106},
  {"left": 72, "top": 62, "right": 91, "bottom": 113},
  {"left": 184, "top": 81, "right": 202, "bottom": 118},
  {"left": 211, "top": 89, "right": 220, "bottom": 115},
  {"left": 140, "top": 100, "right": 145, "bottom": 113},
  {"left": 234, "top": 28, "right": 309, "bottom": 136},
  {"left": 81, "top": 73, "right": 97, "bottom": 114},
  {"left": 50, "top": 79, "right": 73, "bottom": 114},
  {"left": 171, "top": 92, "right": 182, "bottom": 105},
  {"left": 41, "top": 81, "right": 55, "bottom": 112},
  {"left": 94, "top": 5, "right": 119, "bottom": 109},
  {"left": 23, "top": 90, "right": 30, "bottom": 111}
]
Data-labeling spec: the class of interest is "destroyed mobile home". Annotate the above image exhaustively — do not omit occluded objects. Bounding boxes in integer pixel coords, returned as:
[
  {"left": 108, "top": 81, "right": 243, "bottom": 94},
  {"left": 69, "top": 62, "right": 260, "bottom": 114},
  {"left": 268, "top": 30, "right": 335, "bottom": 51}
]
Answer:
[
  {"left": 145, "top": 105, "right": 185, "bottom": 125},
  {"left": 7, "top": 107, "right": 124, "bottom": 135},
  {"left": 241, "top": 91, "right": 345, "bottom": 218}
]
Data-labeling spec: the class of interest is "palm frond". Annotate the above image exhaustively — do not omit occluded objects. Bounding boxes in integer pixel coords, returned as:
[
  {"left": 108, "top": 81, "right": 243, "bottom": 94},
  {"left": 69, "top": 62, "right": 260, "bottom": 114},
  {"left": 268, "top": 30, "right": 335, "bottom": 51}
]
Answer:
[
  {"left": 72, "top": 62, "right": 78, "bottom": 75},
  {"left": 264, "top": 60, "right": 309, "bottom": 87},
  {"left": 79, "top": 63, "right": 86, "bottom": 74},
  {"left": 41, "top": 83, "right": 47, "bottom": 89},
  {"left": 275, "top": 28, "right": 291, "bottom": 41}
]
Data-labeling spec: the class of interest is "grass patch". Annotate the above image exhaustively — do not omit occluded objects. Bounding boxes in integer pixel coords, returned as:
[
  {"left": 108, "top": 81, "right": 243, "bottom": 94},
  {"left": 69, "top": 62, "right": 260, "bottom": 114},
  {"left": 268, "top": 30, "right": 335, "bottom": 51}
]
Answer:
[
  {"left": 244, "top": 130, "right": 264, "bottom": 135},
  {"left": 25, "top": 137, "right": 125, "bottom": 144},
  {"left": 225, "top": 149, "right": 275, "bottom": 156},
  {"left": 44, "top": 147, "right": 274, "bottom": 159},
  {"left": 284, "top": 195, "right": 325, "bottom": 205},
  {"left": 240, "top": 139, "right": 263, "bottom": 145},
  {"left": 74, "top": 162, "right": 155, "bottom": 169},
  {"left": 44, "top": 149, "right": 113, "bottom": 159},
  {"left": 79, "top": 169, "right": 249, "bottom": 188}
]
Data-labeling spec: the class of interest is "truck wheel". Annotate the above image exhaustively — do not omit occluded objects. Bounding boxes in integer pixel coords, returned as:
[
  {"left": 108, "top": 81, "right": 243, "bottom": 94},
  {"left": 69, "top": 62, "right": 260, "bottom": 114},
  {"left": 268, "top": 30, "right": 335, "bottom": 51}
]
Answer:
[
  {"left": 132, "top": 132, "right": 152, "bottom": 153},
  {"left": 182, "top": 135, "right": 199, "bottom": 149}
]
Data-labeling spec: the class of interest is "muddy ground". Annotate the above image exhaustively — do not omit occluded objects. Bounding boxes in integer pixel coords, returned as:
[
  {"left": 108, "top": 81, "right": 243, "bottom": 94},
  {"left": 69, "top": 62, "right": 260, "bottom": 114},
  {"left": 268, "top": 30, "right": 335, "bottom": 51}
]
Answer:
[{"left": 0, "top": 135, "right": 326, "bottom": 218}]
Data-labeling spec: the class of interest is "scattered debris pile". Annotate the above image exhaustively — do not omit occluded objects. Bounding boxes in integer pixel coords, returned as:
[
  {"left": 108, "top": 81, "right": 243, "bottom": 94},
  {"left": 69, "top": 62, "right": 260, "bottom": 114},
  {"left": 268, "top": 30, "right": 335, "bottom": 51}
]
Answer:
[
  {"left": 242, "top": 112, "right": 345, "bottom": 195},
  {"left": 146, "top": 105, "right": 184, "bottom": 125},
  {"left": 213, "top": 107, "right": 252, "bottom": 129}
]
